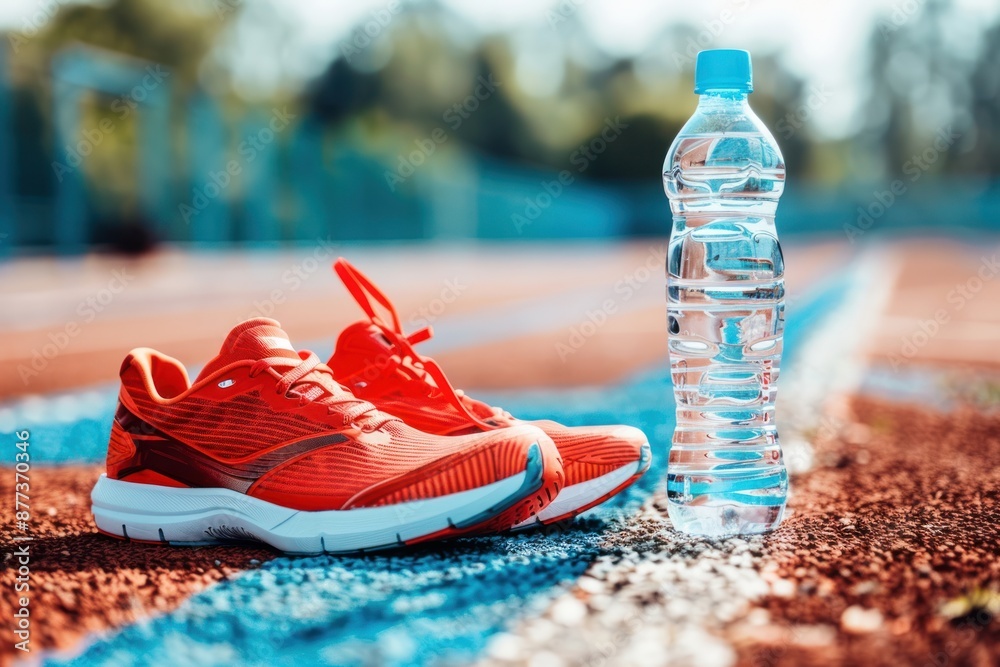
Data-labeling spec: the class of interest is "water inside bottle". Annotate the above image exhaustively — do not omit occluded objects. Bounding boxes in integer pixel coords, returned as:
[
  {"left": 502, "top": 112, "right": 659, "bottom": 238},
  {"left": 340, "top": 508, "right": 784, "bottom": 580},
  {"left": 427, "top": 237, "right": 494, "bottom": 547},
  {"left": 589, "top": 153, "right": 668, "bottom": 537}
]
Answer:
[{"left": 663, "top": 130, "right": 788, "bottom": 536}]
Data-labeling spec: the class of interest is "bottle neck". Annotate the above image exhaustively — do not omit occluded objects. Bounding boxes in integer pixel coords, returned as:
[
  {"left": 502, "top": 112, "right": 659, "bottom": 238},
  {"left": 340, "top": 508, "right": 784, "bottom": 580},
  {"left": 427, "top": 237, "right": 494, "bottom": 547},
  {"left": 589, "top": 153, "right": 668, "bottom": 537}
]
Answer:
[{"left": 697, "top": 90, "right": 750, "bottom": 108}]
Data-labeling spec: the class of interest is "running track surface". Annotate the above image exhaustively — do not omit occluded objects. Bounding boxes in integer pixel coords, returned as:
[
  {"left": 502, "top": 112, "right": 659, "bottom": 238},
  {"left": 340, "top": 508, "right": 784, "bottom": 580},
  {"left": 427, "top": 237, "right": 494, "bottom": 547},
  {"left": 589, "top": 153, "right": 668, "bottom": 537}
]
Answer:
[{"left": 1, "top": 238, "right": 999, "bottom": 666}]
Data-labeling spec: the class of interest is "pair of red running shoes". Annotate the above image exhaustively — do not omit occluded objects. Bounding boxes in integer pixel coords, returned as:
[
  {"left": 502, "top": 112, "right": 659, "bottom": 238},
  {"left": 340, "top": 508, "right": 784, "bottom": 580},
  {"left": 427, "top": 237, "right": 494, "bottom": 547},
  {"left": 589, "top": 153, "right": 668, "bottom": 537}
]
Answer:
[{"left": 91, "top": 259, "right": 650, "bottom": 554}]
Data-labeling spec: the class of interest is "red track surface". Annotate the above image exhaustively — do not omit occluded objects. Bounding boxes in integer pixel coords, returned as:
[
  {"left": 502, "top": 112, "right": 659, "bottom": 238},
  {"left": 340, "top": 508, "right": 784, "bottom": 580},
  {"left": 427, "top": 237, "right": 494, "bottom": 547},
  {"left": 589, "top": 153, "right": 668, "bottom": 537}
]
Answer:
[{"left": 734, "top": 395, "right": 1000, "bottom": 666}]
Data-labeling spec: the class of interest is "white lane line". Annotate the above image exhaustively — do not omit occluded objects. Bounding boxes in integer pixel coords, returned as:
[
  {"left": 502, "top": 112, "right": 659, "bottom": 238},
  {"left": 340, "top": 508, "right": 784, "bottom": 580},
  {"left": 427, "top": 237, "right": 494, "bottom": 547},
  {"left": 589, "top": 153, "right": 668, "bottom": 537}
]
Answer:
[{"left": 778, "top": 244, "right": 902, "bottom": 475}]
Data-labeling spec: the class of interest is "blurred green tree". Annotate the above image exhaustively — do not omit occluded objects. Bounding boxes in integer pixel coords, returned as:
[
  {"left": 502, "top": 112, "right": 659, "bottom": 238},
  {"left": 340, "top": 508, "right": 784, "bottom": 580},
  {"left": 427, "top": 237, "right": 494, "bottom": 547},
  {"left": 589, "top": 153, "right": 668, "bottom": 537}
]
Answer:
[{"left": 862, "top": 0, "right": 1000, "bottom": 177}]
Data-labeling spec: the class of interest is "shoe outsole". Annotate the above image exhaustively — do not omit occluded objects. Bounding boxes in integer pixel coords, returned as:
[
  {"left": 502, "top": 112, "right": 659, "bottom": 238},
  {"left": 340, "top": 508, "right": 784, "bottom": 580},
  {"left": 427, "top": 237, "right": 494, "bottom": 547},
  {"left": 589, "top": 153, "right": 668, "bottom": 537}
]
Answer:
[
  {"left": 511, "top": 441, "right": 651, "bottom": 531},
  {"left": 92, "top": 443, "right": 548, "bottom": 555}
]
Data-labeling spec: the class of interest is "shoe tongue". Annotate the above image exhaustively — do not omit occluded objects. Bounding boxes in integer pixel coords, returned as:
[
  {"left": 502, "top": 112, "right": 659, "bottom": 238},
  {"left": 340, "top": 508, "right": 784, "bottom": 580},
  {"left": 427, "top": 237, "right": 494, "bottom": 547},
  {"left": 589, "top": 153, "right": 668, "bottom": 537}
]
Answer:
[{"left": 196, "top": 318, "right": 300, "bottom": 382}]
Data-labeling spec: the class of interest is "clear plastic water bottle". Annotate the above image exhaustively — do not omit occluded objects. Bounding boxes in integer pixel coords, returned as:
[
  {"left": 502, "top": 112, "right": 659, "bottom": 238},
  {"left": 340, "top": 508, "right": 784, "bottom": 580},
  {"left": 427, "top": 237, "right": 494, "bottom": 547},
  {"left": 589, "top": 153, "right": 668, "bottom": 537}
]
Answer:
[{"left": 662, "top": 49, "right": 788, "bottom": 536}]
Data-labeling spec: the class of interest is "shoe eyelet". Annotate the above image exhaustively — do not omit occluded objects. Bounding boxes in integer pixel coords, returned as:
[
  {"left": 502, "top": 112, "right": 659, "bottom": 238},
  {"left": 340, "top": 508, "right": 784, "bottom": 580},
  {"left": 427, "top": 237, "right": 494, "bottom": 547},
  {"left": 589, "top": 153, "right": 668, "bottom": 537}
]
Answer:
[{"left": 347, "top": 421, "right": 375, "bottom": 433}]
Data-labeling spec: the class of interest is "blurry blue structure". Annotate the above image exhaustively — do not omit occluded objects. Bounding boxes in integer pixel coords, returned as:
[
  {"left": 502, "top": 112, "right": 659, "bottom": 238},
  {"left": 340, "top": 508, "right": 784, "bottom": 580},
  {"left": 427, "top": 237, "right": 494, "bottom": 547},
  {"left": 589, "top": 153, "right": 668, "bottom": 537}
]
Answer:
[
  {"left": 240, "top": 111, "right": 280, "bottom": 245},
  {"left": 290, "top": 120, "right": 328, "bottom": 242},
  {"left": 1, "top": 44, "right": 999, "bottom": 254},
  {"left": 186, "top": 95, "right": 229, "bottom": 245},
  {"left": 0, "top": 47, "right": 11, "bottom": 257},
  {"left": 51, "top": 45, "right": 172, "bottom": 252}
]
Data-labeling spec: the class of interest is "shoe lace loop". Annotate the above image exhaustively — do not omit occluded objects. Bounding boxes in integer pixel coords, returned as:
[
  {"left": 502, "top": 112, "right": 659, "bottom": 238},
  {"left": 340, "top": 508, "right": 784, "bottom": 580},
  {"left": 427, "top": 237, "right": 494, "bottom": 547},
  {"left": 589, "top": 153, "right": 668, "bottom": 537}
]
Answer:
[{"left": 334, "top": 258, "right": 506, "bottom": 428}]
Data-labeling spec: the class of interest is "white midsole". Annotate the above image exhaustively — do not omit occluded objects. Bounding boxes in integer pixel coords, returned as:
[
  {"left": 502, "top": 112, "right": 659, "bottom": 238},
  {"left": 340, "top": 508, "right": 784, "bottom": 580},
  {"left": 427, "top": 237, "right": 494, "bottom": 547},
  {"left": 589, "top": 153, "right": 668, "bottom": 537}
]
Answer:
[
  {"left": 92, "top": 470, "right": 527, "bottom": 554},
  {"left": 512, "top": 460, "right": 641, "bottom": 529}
]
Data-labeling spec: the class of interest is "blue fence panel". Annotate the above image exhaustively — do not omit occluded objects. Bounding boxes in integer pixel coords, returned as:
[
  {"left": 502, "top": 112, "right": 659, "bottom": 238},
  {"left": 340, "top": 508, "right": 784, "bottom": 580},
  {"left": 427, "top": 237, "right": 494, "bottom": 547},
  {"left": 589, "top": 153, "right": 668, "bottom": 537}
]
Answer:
[
  {"left": 185, "top": 94, "right": 230, "bottom": 245},
  {"left": 0, "top": 46, "right": 11, "bottom": 257},
  {"left": 239, "top": 112, "right": 280, "bottom": 244},
  {"left": 289, "top": 120, "right": 328, "bottom": 242}
]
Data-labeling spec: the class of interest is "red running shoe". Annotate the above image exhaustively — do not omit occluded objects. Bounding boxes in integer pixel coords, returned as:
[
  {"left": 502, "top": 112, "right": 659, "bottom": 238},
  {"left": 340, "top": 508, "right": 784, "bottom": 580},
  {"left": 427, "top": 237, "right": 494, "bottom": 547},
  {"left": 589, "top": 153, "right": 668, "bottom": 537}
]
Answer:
[
  {"left": 91, "top": 318, "right": 562, "bottom": 553},
  {"left": 328, "top": 259, "right": 651, "bottom": 530}
]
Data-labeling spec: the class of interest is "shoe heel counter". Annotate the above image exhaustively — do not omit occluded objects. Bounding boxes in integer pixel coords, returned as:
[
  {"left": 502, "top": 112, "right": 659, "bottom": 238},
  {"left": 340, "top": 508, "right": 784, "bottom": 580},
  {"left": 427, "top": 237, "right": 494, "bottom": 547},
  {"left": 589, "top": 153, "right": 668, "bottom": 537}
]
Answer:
[
  {"left": 106, "top": 352, "right": 192, "bottom": 488},
  {"left": 107, "top": 354, "right": 142, "bottom": 478},
  {"left": 106, "top": 405, "right": 136, "bottom": 477}
]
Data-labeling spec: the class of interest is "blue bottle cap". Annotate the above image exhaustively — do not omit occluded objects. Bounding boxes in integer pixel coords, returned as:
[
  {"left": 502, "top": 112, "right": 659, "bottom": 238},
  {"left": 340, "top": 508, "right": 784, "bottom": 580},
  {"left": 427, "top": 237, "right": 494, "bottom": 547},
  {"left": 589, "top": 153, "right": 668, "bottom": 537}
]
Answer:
[{"left": 694, "top": 49, "right": 753, "bottom": 94}]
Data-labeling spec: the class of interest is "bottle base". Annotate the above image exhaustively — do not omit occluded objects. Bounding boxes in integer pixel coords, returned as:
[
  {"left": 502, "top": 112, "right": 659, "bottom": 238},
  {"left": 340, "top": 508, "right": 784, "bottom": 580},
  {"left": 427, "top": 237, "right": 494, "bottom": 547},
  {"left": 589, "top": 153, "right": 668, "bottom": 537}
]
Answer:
[{"left": 666, "top": 500, "right": 785, "bottom": 537}]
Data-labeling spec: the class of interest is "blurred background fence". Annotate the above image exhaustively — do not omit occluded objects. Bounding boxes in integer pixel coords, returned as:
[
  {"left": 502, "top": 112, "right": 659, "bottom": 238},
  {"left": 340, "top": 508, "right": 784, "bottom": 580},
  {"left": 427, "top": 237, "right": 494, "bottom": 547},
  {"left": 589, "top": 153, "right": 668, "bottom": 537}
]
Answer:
[{"left": 0, "top": 0, "right": 999, "bottom": 255}]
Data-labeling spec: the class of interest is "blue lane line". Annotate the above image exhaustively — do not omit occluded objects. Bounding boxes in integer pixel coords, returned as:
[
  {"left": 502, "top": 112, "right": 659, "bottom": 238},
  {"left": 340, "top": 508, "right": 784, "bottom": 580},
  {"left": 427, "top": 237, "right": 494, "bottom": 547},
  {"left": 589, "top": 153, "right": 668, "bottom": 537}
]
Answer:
[
  {"left": 37, "top": 275, "right": 847, "bottom": 667},
  {"left": 0, "top": 384, "right": 118, "bottom": 464}
]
